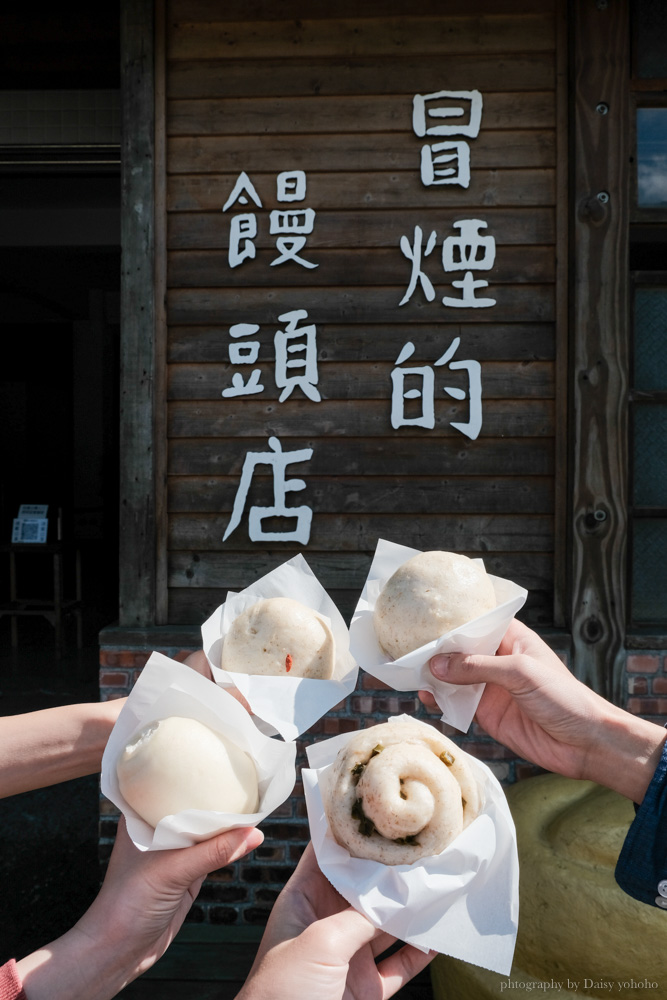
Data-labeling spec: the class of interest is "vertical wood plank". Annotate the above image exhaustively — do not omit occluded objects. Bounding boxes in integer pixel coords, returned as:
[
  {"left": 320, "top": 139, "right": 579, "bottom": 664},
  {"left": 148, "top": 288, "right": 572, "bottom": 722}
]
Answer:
[
  {"left": 120, "top": 0, "right": 157, "bottom": 626},
  {"left": 552, "top": 0, "right": 569, "bottom": 627},
  {"left": 571, "top": 0, "right": 630, "bottom": 701},
  {"left": 155, "top": 0, "right": 169, "bottom": 624}
]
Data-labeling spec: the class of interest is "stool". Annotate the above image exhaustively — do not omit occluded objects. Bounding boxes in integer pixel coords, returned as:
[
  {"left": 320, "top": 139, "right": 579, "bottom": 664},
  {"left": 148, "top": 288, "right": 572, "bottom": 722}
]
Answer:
[{"left": 0, "top": 542, "right": 83, "bottom": 657}]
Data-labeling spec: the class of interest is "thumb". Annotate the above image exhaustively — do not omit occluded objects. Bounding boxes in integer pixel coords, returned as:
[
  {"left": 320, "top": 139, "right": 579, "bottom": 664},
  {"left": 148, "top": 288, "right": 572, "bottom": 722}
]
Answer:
[
  {"left": 165, "top": 826, "right": 264, "bottom": 889},
  {"left": 429, "top": 650, "right": 503, "bottom": 686}
]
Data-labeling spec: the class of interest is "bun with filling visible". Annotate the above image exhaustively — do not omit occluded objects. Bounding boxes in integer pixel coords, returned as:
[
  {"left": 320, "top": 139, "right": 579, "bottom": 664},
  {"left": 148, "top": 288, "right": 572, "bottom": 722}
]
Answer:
[
  {"left": 221, "top": 597, "right": 335, "bottom": 678},
  {"left": 325, "top": 720, "right": 481, "bottom": 865}
]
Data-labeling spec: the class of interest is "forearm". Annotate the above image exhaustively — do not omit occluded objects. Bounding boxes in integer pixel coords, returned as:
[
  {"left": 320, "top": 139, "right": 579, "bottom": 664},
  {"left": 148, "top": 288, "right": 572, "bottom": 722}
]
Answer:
[
  {"left": 583, "top": 699, "right": 667, "bottom": 804},
  {"left": 17, "top": 923, "right": 143, "bottom": 1000},
  {"left": 0, "top": 699, "right": 125, "bottom": 797}
]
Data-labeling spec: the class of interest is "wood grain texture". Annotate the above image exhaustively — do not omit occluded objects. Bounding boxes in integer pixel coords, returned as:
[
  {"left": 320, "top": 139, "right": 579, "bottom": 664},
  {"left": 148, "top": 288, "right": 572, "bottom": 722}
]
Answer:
[
  {"left": 167, "top": 92, "right": 554, "bottom": 136},
  {"left": 167, "top": 322, "right": 556, "bottom": 363},
  {"left": 168, "top": 437, "right": 555, "bottom": 477},
  {"left": 167, "top": 475, "right": 556, "bottom": 514},
  {"left": 168, "top": 512, "right": 553, "bottom": 551},
  {"left": 166, "top": 284, "right": 555, "bottom": 325},
  {"left": 167, "top": 53, "right": 555, "bottom": 99},
  {"left": 167, "top": 170, "right": 555, "bottom": 214},
  {"left": 159, "top": 0, "right": 563, "bottom": 627},
  {"left": 168, "top": 245, "right": 555, "bottom": 287},
  {"left": 168, "top": 0, "right": 556, "bottom": 22},
  {"left": 166, "top": 398, "right": 554, "bottom": 438},
  {"left": 570, "top": 0, "right": 629, "bottom": 700},
  {"left": 166, "top": 360, "right": 555, "bottom": 400},
  {"left": 119, "top": 0, "right": 157, "bottom": 627},
  {"left": 167, "top": 14, "right": 554, "bottom": 61},
  {"left": 167, "top": 131, "right": 555, "bottom": 173}
]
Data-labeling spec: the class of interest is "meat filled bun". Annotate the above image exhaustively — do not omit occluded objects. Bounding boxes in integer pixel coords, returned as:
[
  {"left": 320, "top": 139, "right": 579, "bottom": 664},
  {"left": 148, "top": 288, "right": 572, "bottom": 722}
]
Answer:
[
  {"left": 326, "top": 720, "right": 481, "bottom": 865},
  {"left": 373, "top": 550, "right": 497, "bottom": 659},
  {"left": 221, "top": 597, "right": 335, "bottom": 678},
  {"left": 117, "top": 716, "right": 259, "bottom": 828}
]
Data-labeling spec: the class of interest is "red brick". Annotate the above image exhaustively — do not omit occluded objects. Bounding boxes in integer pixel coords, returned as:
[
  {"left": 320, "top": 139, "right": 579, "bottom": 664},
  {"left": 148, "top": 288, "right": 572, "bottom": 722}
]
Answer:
[
  {"left": 255, "top": 888, "right": 281, "bottom": 904},
  {"left": 241, "top": 865, "right": 295, "bottom": 884},
  {"left": 254, "top": 846, "right": 285, "bottom": 862},
  {"left": 242, "top": 908, "right": 271, "bottom": 925},
  {"left": 373, "top": 697, "right": 402, "bottom": 714},
  {"left": 205, "top": 867, "right": 236, "bottom": 883},
  {"left": 626, "top": 655, "right": 660, "bottom": 674},
  {"left": 323, "top": 717, "right": 360, "bottom": 735},
  {"left": 208, "top": 907, "right": 239, "bottom": 925},
  {"left": 100, "top": 650, "right": 119, "bottom": 667},
  {"left": 271, "top": 799, "right": 293, "bottom": 818},
  {"left": 173, "top": 648, "right": 199, "bottom": 662},
  {"left": 652, "top": 677, "right": 667, "bottom": 695},
  {"left": 200, "top": 883, "right": 248, "bottom": 903},
  {"left": 361, "top": 674, "right": 393, "bottom": 691},
  {"left": 628, "top": 676, "right": 649, "bottom": 695},
  {"left": 515, "top": 763, "right": 547, "bottom": 782},
  {"left": 463, "top": 741, "right": 515, "bottom": 760},
  {"left": 351, "top": 696, "right": 374, "bottom": 714},
  {"left": 426, "top": 718, "right": 460, "bottom": 738},
  {"left": 117, "top": 650, "right": 139, "bottom": 667},
  {"left": 99, "top": 670, "right": 131, "bottom": 687},
  {"left": 627, "top": 697, "right": 667, "bottom": 715}
]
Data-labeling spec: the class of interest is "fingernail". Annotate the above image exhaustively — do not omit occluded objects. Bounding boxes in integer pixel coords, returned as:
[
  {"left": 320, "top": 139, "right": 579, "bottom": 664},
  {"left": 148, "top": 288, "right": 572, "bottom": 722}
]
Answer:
[
  {"left": 246, "top": 827, "right": 264, "bottom": 850},
  {"left": 430, "top": 654, "right": 451, "bottom": 679}
]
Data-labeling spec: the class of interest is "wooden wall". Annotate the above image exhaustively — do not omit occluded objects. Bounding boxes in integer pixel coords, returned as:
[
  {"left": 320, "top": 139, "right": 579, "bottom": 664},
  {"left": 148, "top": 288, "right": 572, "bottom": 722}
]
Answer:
[{"left": 159, "top": 0, "right": 567, "bottom": 626}]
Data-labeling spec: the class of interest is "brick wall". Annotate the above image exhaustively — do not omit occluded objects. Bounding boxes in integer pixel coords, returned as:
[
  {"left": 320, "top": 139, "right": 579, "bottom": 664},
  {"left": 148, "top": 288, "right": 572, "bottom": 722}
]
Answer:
[
  {"left": 99, "top": 638, "right": 667, "bottom": 927},
  {"left": 626, "top": 653, "right": 667, "bottom": 721}
]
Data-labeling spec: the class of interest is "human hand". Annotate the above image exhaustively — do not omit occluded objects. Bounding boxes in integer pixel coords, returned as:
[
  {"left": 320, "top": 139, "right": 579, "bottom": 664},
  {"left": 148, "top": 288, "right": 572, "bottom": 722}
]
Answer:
[
  {"left": 236, "top": 843, "right": 434, "bottom": 1000},
  {"left": 179, "top": 649, "right": 252, "bottom": 713},
  {"left": 179, "top": 648, "right": 213, "bottom": 680},
  {"left": 17, "top": 818, "right": 264, "bottom": 1000},
  {"left": 419, "top": 619, "right": 666, "bottom": 803}
]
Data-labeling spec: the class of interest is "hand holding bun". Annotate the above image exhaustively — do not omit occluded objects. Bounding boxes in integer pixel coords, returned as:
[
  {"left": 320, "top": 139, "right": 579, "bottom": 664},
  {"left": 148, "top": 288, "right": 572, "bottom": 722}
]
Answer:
[
  {"left": 325, "top": 720, "right": 481, "bottom": 865},
  {"left": 221, "top": 596, "right": 335, "bottom": 678},
  {"left": 373, "top": 550, "right": 496, "bottom": 659},
  {"left": 117, "top": 716, "right": 259, "bottom": 829}
]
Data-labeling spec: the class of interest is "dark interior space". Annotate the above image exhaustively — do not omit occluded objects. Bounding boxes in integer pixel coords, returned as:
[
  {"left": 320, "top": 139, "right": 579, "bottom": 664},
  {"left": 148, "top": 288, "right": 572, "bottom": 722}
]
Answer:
[
  {"left": 0, "top": 245, "right": 122, "bottom": 653},
  {"left": 0, "top": 6, "right": 123, "bottom": 973},
  {"left": 0, "top": 10, "right": 120, "bottom": 90}
]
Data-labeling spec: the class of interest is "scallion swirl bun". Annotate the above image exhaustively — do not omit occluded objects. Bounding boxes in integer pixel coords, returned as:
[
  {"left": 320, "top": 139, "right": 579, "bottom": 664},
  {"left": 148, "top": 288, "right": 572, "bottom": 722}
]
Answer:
[{"left": 325, "top": 720, "right": 481, "bottom": 865}]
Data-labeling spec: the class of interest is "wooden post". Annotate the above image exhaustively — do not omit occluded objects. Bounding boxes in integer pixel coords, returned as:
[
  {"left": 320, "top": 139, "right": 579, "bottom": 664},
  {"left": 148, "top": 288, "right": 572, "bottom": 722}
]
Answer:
[
  {"left": 119, "top": 0, "right": 157, "bottom": 627},
  {"left": 571, "top": 0, "right": 630, "bottom": 702}
]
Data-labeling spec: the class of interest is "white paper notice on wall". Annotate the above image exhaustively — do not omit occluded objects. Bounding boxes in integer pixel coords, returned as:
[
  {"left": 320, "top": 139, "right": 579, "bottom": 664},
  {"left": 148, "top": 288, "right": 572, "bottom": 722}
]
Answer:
[{"left": 12, "top": 504, "right": 49, "bottom": 543}]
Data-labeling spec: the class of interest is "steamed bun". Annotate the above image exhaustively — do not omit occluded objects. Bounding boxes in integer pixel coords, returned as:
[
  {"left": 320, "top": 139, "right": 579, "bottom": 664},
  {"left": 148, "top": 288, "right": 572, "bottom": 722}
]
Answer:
[
  {"left": 373, "top": 550, "right": 496, "bottom": 659},
  {"left": 221, "top": 597, "right": 335, "bottom": 678},
  {"left": 117, "top": 716, "right": 259, "bottom": 828},
  {"left": 326, "top": 719, "right": 481, "bottom": 865}
]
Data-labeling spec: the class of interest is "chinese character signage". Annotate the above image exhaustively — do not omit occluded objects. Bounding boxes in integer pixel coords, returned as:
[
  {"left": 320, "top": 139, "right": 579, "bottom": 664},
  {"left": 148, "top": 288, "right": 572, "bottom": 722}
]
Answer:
[{"left": 219, "top": 90, "right": 493, "bottom": 545}]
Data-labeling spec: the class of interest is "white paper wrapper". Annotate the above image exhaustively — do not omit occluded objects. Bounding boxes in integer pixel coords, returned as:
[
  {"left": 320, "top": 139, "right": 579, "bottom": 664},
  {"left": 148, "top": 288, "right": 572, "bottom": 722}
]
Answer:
[
  {"left": 349, "top": 539, "right": 528, "bottom": 732},
  {"left": 101, "top": 651, "right": 297, "bottom": 851},
  {"left": 201, "top": 554, "right": 358, "bottom": 741},
  {"left": 303, "top": 716, "right": 518, "bottom": 976}
]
